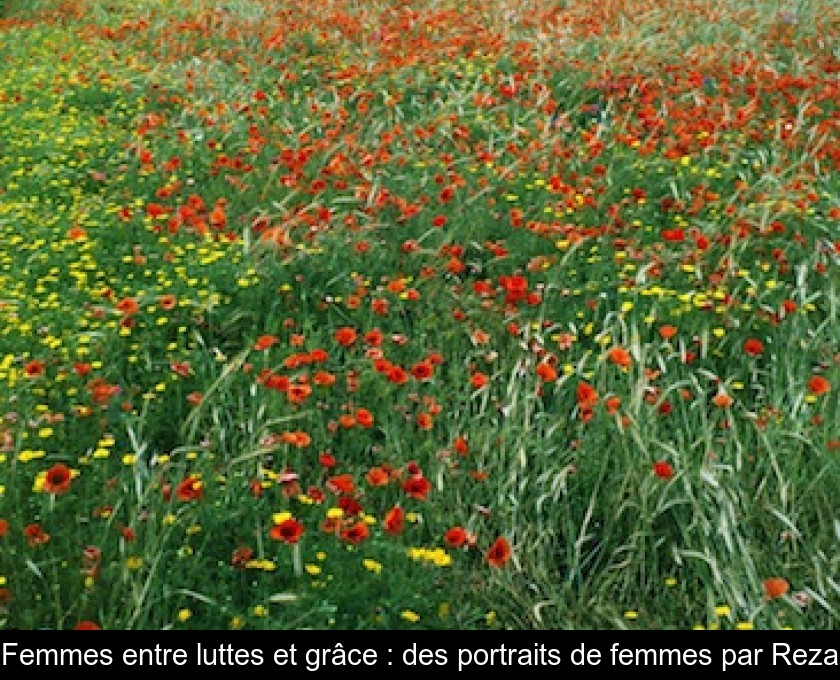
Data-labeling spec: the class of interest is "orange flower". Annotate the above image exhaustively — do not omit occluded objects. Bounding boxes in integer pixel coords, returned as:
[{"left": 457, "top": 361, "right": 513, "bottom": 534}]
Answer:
[
  {"left": 763, "top": 577, "right": 790, "bottom": 600},
  {"left": 658, "top": 325, "right": 678, "bottom": 340},
  {"left": 116, "top": 297, "right": 139, "bottom": 317},
  {"left": 259, "top": 226, "right": 290, "bottom": 249},
  {"left": 807, "top": 375, "right": 830, "bottom": 396},
  {"left": 416, "top": 412, "right": 433, "bottom": 430},
  {"left": 0, "top": 518, "right": 9, "bottom": 537},
  {"left": 66, "top": 225, "right": 88, "bottom": 241},
  {"left": 355, "top": 408, "right": 374, "bottom": 428},
  {"left": 365, "top": 466, "right": 390, "bottom": 487},
  {"left": 536, "top": 362, "right": 557, "bottom": 382},
  {"left": 608, "top": 347, "right": 632, "bottom": 369},
  {"left": 170, "top": 361, "right": 191, "bottom": 378},
  {"left": 286, "top": 383, "right": 312, "bottom": 405},
  {"left": 43, "top": 463, "right": 73, "bottom": 495},
  {"left": 712, "top": 391, "right": 734, "bottom": 409},
  {"left": 470, "top": 372, "right": 489, "bottom": 390},
  {"left": 486, "top": 536, "right": 512, "bottom": 568},
  {"left": 158, "top": 294, "right": 177, "bottom": 310},
  {"left": 253, "top": 334, "right": 278, "bottom": 351},
  {"left": 313, "top": 371, "right": 336, "bottom": 387}
]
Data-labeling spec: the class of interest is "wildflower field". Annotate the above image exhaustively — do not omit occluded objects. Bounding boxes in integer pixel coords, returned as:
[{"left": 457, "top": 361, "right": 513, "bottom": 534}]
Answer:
[{"left": 0, "top": 0, "right": 837, "bottom": 631}]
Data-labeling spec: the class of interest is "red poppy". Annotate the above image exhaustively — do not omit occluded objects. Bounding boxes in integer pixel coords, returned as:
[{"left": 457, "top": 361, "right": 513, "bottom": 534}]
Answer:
[
  {"left": 411, "top": 361, "right": 434, "bottom": 381},
  {"left": 402, "top": 475, "right": 431, "bottom": 500},
  {"left": 364, "top": 329, "right": 383, "bottom": 346},
  {"left": 807, "top": 375, "right": 830, "bottom": 396},
  {"left": 0, "top": 518, "right": 9, "bottom": 537},
  {"left": 309, "top": 348, "right": 328, "bottom": 362},
  {"left": 73, "top": 362, "right": 93, "bottom": 377},
  {"left": 43, "top": 463, "right": 73, "bottom": 495},
  {"left": 24, "top": 523, "right": 50, "bottom": 547},
  {"left": 24, "top": 360, "right": 45, "bottom": 378},
  {"left": 383, "top": 506, "right": 405, "bottom": 535},
  {"left": 334, "top": 327, "right": 357, "bottom": 347},
  {"left": 341, "top": 521, "right": 369, "bottom": 543},
  {"left": 576, "top": 381, "right": 599, "bottom": 409},
  {"left": 743, "top": 338, "right": 764, "bottom": 356},
  {"left": 445, "top": 526, "right": 468, "bottom": 548},
  {"left": 327, "top": 474, "right": 355, "bottom": 494},
  {"left": 176, "top": 475, "right": 203, "bottom": 502},
  {"left": 269, "top": 518, "right": 304, "bottom": 544},
  {"left": 486, "top": 536, "right": 512, "bottom": 568},
  {"left": 388, "top": 365, "right": 409, "bottom": 384},
  {"left": 74, "top": 621, "right": 101, "bottom": 630},
  {"left": 653, "top": 461, "right": 674, "bottom": 480}
]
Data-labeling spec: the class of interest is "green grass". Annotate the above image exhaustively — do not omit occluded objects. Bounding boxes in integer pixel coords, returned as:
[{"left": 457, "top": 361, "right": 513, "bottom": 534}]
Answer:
[{"left": 0, "top": 0, "right": 837, "bottom": 630}]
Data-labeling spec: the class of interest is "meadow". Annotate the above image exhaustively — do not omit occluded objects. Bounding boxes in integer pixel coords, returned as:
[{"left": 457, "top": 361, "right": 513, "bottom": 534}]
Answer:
[{"left": 0, "top": 0, "right": 837, "bottom": 630}]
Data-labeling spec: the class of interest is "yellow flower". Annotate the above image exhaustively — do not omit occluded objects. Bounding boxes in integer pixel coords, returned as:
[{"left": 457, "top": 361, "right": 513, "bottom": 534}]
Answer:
[
  {"left": 362, "top": 559, "right": 382, "bottom": 574},
  {"left": 177, "top": 608, "right": 192, "bottom": 622},
  {"left": 400, "top": 610, "right": 420, "bottom": 623},
  {"left": 125, "top": 557, "right": 143, "bottom": 570}
]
